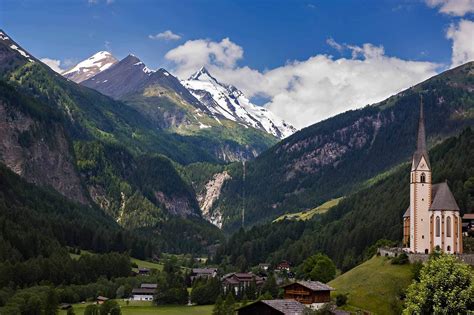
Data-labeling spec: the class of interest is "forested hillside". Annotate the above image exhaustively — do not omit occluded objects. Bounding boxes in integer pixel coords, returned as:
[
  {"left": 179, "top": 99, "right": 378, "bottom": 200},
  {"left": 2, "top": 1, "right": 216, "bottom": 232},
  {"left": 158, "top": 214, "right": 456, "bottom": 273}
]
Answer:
[
  {"left": 204, "top": 61, "right": 474, "bottom": 231},
  {"left": 214, "top": 128, "right": 474, "bottom": 270},
  {"left": 0, "top": 30, "right": 224, "bottom": 256}
]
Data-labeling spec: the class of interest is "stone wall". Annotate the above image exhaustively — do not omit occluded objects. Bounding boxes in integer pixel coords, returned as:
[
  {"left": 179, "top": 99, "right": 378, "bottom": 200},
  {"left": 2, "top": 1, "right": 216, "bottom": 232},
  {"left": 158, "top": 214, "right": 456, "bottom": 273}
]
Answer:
[{"left": 377, "top": 247, "right": 474, "bottom": 265}]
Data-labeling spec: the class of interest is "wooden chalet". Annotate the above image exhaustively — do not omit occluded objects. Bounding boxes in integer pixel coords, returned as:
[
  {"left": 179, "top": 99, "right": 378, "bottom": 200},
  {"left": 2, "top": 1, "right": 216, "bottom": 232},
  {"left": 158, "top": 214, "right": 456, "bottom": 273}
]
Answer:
[
  {"left": 237, "top": 299, "right": 305, "bottom": 315},
  {"left": 282, "top": 281, "right": 334, "bottom": 306}
]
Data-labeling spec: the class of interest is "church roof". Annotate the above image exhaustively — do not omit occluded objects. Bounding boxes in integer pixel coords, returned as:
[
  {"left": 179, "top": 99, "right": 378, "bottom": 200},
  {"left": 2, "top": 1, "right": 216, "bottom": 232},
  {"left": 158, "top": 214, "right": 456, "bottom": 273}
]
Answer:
[
  {"left": 403, "top": 207, "right": 410, "bottom": 217},
  {"left": 412, "top": 99, "right": 431, "bottom": 170},
  {"left": 403, "top": 182, "right": 459, "bottom": 218},
  {"left": 430, "top": 182, "right": 460, "bottom": 211}
]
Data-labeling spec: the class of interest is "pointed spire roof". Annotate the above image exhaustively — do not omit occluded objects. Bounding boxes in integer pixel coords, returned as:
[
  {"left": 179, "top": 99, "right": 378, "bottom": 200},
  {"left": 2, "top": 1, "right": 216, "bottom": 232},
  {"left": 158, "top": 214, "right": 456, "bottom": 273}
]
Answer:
[{"left": 412, "top": 95, "right": 431, "bottom": 170}]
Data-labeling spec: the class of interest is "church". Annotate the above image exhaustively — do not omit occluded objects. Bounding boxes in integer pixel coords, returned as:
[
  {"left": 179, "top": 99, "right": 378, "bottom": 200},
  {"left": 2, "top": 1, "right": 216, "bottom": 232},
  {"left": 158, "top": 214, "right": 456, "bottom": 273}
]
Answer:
[{"left": 403, "top": 100, "right": 463, "bottom": 254}]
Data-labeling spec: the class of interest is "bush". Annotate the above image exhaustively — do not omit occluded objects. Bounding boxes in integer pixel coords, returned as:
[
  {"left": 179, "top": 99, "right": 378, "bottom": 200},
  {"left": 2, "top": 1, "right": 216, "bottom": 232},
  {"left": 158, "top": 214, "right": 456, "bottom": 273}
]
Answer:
[
  {"left": 391, "top": 253, "right": 409, "bottom": 265},
  {"left": 335, "top": 293, "right": 348, "bottom": 306}
]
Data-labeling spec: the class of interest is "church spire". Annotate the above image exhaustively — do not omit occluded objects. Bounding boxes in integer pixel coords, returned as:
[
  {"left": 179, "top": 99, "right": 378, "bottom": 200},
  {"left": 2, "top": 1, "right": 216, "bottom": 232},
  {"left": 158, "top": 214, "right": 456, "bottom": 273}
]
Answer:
[
  {"left": 417, "top": 95, "right": 427, "bottom": 153},
  {"left": 412, "top": 95, "right": 430, "bottom": 170}
]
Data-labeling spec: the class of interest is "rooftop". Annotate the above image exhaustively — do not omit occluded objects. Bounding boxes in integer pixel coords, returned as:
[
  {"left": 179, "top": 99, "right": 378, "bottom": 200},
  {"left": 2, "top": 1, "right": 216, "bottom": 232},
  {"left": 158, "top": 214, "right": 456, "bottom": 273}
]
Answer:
[{"left": 283, "top": 280, "right": 335, "bottom": 292}]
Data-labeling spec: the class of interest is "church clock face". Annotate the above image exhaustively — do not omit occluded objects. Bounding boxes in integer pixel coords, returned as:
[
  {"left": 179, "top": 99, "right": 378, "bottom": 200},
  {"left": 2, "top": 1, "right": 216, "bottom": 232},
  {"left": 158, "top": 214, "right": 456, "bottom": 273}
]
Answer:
[{"left": 421, "top": 163, "right": 425, "bottom": 168}]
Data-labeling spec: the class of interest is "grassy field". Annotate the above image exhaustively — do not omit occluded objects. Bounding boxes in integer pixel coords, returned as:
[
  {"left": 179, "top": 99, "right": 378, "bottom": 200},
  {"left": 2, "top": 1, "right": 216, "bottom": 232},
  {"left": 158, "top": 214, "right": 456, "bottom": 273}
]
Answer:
[
  {"left": 273, "top": 197, "right": 343, "bottom": 222},
  {"left": 59, "top": 301, "right": 213, "bottom": 315},
  {"left": 329, "top": 256, "right": 414, "bottom": 315}
]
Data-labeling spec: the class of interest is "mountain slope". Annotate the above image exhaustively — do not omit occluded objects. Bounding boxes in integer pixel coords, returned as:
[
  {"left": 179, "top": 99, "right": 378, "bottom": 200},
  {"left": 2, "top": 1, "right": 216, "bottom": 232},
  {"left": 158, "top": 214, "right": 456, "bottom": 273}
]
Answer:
[
  {"left": 0, "top": 30, "right": 216, "bottom": 165},
  {"left": 214, "top": 128, "right": 474, "bottom": 270},
  {"left": 182, "top": 67, "right": 296, "bottom": 139},
  {"left": 63, "top": 51, "right": 117, "bottom": 83},
  {"left": 0, "top": 30, "right": 223, "bottom": 254},
  {"left": 81, "top": 55, "right": 278, "bottom": 161},
  {"left": 201, "top": 61, "right": 474, "bottom": 231}
]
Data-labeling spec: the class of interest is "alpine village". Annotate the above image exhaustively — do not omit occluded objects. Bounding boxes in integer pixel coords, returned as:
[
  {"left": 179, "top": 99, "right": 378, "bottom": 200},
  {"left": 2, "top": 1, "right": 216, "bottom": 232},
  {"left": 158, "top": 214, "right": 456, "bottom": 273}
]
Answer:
[{"left": 1, "top": 1, "right": 474, "bottom": 315}]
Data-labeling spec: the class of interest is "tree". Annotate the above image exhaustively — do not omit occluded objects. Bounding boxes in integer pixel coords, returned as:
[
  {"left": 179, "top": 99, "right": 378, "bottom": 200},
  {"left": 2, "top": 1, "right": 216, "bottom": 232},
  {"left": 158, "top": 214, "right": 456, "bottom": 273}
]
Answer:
[
  {"left": 43, "top": 288, "right": 58, "bottom": 315},
  {"left": 84, "top": 305, "right": 99, "bottom": 315},
  {"left": 212, "top": 295, "right": 223, "bottom": 315},
  {"left": 404, "top": 254, "right": 474, "bottom": 314},
  {"left": 261, "top": 274, "right": 278, "bottom": 298},
  {"left": 100, "top": 300, "right": 121, "bottom": 315},
  {"left": 300, "top": 253, "right": 336, "bottom": 283},
  {"left": 223, "top": 293, "right": 236, "bottom": 315}
]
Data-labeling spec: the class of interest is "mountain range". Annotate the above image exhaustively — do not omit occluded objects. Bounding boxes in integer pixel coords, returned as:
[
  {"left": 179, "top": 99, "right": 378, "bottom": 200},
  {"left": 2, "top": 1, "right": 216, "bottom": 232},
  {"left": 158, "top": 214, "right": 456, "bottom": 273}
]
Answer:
[
  {"left": 1, "top": 28, "right": 473, "bottom": 266},
  {"left": 66, "top": 51, "right": 295, "bottom": 144},
  {"left": 192, "top": 61, "right": 474, "bottom": 231}
]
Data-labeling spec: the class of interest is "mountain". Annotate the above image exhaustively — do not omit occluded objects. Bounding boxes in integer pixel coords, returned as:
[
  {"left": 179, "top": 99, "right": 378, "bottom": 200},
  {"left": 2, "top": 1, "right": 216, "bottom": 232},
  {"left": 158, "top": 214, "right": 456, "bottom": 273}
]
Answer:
[
  {"left": 214, "top": 128, "right": 474, "bottom": 270},
  {"left": 63, "top": 51, "right": 117, "bottom": 83},
  {"left": 192, "top": 61, "right": 474, "bottom": 231},
  {"left": 182, "top": 67, "right": 296, "bottom": 139},
  {"left": 81, "top": 55, "right": 278, "bottom": 162},
  {"left": 0, "top": 29, "right": 223, "bottom": 254}
]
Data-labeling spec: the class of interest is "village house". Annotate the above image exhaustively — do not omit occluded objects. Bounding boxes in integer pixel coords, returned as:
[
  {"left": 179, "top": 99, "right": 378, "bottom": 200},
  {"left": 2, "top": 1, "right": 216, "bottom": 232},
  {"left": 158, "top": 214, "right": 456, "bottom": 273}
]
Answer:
[
  {"left": 190, "top": 268, "right": 218, "bottom": 282},
  {"left": 282, "top": 280, "right": 334, "bottom": 310},
  {"left": 275, "top": 261, "right": 291, "bottom": 272},
  {"left": 258, "top": 263, "right": 271, "bottom": 272},
  {"left": 403, "top": 101, "right": 463, "bottom": 254},
  {"left": 131, "top": 283, "right": 157, "bottom": 301},
  {"left": 462, "top": 213, "right": 474, "bottom": 235},
  {"left": 138, "top": 267, "right": 150, "bottom": 275},
  {"left": 222, "top": 272, "right": 264, "bottom": 294},
  {"left": 237, "top": 299, "right": 306, "bottom": 315},
  {"left": 96, "top": 296, "right": 109, "bottom": 305}
]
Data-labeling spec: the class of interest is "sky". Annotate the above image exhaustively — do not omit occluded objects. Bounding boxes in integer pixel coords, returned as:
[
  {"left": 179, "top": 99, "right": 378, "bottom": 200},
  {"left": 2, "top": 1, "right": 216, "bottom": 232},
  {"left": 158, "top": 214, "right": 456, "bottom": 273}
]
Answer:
[{"left": 2, "top": 0, "right": 474, "bottom": 129}]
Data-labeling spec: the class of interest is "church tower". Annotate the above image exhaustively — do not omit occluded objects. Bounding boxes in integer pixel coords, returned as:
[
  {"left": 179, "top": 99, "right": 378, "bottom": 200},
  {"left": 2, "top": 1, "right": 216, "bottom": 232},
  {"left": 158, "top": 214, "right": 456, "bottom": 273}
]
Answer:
[{"left": 409, "top": 97, "right": 432, "bottom": 253}]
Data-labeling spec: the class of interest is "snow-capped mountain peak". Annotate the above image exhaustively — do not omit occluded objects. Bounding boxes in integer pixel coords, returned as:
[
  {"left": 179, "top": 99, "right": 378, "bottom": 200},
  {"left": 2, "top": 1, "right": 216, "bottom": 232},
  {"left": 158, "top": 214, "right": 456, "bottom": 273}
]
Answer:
[
  {"left": 63, "top": 51, "right": 118, "bottom": 83},
  {"left": 182, "top": 67, "right": 296, "bottom": 139}
]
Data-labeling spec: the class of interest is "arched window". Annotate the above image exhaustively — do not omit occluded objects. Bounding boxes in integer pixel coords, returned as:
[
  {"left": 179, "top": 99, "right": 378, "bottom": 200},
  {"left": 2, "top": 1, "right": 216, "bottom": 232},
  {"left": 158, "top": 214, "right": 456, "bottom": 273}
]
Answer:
[
  {"left": 436, "top": 216, "right": 440, "bottom": 237},
  {"left": 446, "top": 216, "right": 451, "bottom": 237},
  {"left": 420, "top": 173, "right": 426, "bottom": 183}
]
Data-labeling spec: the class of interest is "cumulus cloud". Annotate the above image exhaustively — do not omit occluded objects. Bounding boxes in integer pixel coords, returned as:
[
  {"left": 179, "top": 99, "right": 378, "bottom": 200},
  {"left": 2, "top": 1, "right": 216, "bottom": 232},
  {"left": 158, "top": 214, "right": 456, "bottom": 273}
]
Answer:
[
  {"left": 149, "top": 30, "right": 181, "bottom": 41},
  {"left": 446, "top": 19, "right": 474, "bottom": 66},
  {"left": 40, "top": 58, "right": 65, "bottom": 73},
  {"left": 425, "top": 0, "right": 474, "bottom": 16},
  {"left": 165, "top": 38, "right": 243, "bottom": 78},
  {"left": 166, "top": 38, "right": 439, "bottom": 129}
]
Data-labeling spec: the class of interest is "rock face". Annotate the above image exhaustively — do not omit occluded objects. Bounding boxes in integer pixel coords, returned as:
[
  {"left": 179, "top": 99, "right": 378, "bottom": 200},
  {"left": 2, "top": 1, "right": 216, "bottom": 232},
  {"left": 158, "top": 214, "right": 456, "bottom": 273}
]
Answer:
[
  {"left": 197, "top": 171, "right": 231, "bottom": 228},
  {"left": 62, "top": 51, "right": 117, "bottom": 83},
  {"left": 0, "top": 101, "right": 89, "bottom": 204}
]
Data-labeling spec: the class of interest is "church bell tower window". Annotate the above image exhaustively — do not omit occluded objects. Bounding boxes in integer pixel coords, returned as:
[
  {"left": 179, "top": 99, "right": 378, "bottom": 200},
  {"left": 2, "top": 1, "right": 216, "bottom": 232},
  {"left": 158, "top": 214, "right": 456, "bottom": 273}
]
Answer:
[{"left": 420, "top": 173, "right": 426, "bottom": 183}]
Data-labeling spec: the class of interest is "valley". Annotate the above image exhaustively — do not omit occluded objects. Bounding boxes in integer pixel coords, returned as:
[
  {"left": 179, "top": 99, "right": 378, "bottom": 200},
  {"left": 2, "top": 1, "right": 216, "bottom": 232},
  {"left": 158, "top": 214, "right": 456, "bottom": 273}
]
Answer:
[{"left": 1, "top": 7, "right": 474, "bottom": 313}]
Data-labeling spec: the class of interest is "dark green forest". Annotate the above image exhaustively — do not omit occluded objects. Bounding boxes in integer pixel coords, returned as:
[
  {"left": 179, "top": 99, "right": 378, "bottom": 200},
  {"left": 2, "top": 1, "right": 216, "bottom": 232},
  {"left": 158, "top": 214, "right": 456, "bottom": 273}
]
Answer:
[
  {"left": 210, "top": 62, "right": 474, "bottom": 231},
  {"left": 214, "top": 128, "right": 474, "bottom": 270}
]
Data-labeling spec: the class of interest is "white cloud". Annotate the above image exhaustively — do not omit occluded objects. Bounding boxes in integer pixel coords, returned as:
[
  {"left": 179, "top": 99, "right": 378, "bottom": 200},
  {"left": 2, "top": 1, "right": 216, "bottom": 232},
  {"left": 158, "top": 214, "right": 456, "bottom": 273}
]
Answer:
[
  {"left": 446, "top": 19, "right": 474, "bottom": 66},
  {"left": 40, "top": 58, "right": 65, "bottom": 73},
  {"left": 166, "top": 38, "right": 439, "bottom": 129},
  {"left": 425, "top": 0, "right": 474, "bottom": 16},
  {"left": 148, "top": 30, "right": 181, "bottom": 41},
  {"left": 326, "top": 37, "right": 344, "bottom": 52},
  {"left": 165, "top": 38, "right": 243, "bottom": 78}
]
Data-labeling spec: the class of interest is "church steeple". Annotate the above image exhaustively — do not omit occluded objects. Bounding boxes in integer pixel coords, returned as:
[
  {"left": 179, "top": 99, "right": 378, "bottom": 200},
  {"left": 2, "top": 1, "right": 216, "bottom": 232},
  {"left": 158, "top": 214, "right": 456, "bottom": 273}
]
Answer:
[
  {"left": 417, "top": 96, "right": 426, "bottom": 153},
  {"left": 412, "top": 95, "right": 430, "bottom": 170}
]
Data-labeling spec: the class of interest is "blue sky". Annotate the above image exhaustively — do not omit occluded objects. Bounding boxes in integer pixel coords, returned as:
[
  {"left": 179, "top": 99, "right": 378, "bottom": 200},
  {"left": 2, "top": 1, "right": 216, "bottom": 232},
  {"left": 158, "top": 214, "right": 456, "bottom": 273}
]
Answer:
[
  {"left": 0, "top": 0, "right": 459, "bottom": 68},
  {"left": 2, "top": 0, "right": 474, "bottom": 128}
]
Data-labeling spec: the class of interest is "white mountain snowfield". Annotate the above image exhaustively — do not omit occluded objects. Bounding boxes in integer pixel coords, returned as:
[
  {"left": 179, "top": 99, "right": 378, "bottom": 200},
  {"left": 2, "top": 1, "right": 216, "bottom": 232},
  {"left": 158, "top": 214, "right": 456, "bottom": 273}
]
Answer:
[
  {"left": 182, "top": 67, "right": 296, "bottom": 139},
  {"left": 62, "top": 51, "right": 118, "bottom": 83},
  {"left": 63, "top": 52, "right": 296, "bottom": 139}
]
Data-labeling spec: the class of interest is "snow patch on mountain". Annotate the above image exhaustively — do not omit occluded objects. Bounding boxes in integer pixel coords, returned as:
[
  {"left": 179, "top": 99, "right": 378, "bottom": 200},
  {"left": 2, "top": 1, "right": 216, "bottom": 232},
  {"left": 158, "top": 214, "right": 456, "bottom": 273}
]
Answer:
[
  {"left": 63, "top": 51, "right": 118, "bottom": 83},
  {"left": 182, "top": 67, "right": 296, "bottom": 139}
]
